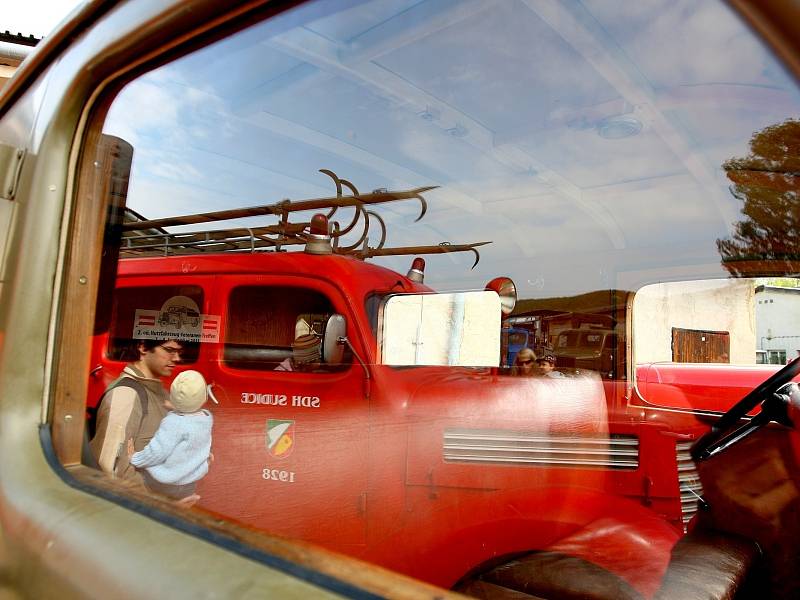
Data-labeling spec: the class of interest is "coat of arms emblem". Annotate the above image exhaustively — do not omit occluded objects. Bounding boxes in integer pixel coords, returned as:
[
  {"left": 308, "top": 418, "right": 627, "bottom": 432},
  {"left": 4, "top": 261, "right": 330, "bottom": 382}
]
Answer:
[{"left": 266, "top": 419, "right": 295, "bottom": 458}]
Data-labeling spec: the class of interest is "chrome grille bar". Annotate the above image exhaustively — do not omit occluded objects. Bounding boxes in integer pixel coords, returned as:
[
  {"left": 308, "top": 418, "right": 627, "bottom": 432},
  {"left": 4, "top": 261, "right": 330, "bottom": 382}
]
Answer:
[
  {"left": 676, "top": 441, "right": 704, "bottom": 529},
  {"left": 443, "top": 429, "right": 639, "bottom": 469}
]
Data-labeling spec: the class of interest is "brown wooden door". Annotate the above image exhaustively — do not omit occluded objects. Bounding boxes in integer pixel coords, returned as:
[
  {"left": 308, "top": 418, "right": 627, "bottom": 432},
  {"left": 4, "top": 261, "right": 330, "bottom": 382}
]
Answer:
[{"left": 672, "top": 328, "right": 730, "bottom": 363}]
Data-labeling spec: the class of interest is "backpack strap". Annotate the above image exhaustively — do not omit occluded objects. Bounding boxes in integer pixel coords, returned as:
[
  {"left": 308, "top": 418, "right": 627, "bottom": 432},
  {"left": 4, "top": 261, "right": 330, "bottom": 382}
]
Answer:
[
  {"left": 118, "top": 379, "right": 149, "bottom": 443},
  {"left": 82, "top": 376, "right": 149, "bottom": 469},
  {"left": 114, "top": 378, "right": 149, "bottom": 419}
]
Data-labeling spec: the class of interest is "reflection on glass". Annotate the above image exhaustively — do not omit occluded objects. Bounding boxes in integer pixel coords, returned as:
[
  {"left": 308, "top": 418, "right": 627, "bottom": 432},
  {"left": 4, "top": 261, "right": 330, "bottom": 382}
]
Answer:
[
  {"left": 634, "top": 277, "right": 800, "bottom": 408},
  {"left": 87, "top": 0, "right": 800, "bottom": 597},
  {"left": 717, "top": 119, "right": 800, "bottom": 276}
]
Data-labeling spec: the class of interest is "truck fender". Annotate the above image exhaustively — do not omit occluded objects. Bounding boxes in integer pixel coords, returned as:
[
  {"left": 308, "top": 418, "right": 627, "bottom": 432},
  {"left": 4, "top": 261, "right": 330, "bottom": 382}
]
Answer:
[{"left": 387, "top": 485, "right": 681, "bottom": 591}]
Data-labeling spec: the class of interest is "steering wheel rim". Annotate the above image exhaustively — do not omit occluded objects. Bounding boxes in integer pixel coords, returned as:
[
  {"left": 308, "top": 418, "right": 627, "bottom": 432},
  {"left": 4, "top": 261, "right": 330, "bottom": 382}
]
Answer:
[{"left": 691, "top": 356, "right": 800, "bottom": 461}]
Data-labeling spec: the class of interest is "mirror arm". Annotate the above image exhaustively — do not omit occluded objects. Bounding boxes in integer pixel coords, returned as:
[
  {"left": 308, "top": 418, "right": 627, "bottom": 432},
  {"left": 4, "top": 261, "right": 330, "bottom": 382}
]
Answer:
[{"left": 340, "top": 336, "right": 371, "bottom": 400}]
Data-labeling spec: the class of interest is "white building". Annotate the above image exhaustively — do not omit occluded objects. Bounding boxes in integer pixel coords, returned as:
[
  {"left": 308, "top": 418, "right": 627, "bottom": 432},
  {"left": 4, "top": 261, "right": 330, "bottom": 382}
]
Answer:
[
  {"left": 633, "top": 279, "right": 756, "bottom": 364},
  {"left": 755, "top": 285, "right": 800, "bottom": 364}
]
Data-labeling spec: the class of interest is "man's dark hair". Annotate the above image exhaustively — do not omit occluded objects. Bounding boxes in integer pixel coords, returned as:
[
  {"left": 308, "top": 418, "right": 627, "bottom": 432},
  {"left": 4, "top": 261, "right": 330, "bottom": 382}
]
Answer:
[
  {"left": 138, "top": 339, "right": 165, "bottom": 352},
  {"left": 133, "top": 339, "right": 183, "bottom": 354},
  {"left": 114, "top": 338, "right": 187, "bottom": 361}
]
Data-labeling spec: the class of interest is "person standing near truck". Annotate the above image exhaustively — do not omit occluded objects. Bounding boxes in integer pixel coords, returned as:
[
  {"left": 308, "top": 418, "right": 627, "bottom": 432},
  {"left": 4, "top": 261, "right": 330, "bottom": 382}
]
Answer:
[{"left": 89, "top": 339, "right": 182, "bottom": 482}]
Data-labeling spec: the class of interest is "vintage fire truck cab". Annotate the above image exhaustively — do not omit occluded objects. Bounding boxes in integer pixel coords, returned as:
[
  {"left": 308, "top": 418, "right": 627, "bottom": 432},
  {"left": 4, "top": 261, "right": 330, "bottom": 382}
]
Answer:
[
  {"left": 89, "top": 239, "right": 620, "bottom": 585},
  {"left": 87, "top": 214, "right": 714, "bottom": 589}
]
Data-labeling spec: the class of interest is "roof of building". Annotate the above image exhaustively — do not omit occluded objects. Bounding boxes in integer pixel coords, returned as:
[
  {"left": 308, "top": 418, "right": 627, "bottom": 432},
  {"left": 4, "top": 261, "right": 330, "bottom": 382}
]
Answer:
[
  {"left": 754, "top": 284, "right": 800, "bottom": 294},
  {"left": 0, "top": 31, "right": 41, "bottom": 47}
]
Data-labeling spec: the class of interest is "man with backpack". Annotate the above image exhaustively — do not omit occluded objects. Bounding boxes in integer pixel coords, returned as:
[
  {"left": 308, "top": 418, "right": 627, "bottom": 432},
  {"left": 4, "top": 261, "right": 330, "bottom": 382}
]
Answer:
[{"left": 89, "top": 339, "right": 183, "bottom": 483}]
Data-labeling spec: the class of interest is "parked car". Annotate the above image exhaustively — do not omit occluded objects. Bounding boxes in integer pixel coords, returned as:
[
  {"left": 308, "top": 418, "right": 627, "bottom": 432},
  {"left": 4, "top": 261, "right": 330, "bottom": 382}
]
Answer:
[{"left": 553, "top": 327, "right": 616, "bottom": 377}]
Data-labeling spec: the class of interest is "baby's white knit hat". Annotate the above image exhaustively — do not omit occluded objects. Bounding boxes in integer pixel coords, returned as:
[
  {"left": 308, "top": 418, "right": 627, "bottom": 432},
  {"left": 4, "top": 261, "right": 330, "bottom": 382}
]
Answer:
[{"left": 170, "top": 370, "right": 207, "bottom": 413}]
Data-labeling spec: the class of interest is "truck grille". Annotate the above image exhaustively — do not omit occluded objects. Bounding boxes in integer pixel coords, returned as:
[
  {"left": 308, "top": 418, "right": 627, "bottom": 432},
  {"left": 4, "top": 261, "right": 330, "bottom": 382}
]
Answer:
[
  {"left": 676, "top": 441, "right": 704, "bottom": 530},
  {"left": 443, "top": 429, "right": 639, "bottom": 469}
]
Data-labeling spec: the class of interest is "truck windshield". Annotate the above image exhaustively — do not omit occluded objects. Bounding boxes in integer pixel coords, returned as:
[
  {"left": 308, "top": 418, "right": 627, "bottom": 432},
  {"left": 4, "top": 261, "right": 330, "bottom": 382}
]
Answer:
[
  {"left": 508, "top": 332, "right": 527, "bottom": 346},
  {"left": 583, "top": 333, "right": 604, "bottom": 349},
  {"left": 634, "top": 278, "right": 800, "bottom": 412},
  {"left": 558, "top": 332, "right": 580, "bottom": 348}
]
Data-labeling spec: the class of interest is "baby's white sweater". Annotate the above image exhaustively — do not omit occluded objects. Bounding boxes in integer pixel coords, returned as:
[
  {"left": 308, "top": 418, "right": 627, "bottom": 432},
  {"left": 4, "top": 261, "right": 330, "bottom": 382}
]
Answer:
[{"left": 131, "top": 410, "right": 213, "bottom": 485}]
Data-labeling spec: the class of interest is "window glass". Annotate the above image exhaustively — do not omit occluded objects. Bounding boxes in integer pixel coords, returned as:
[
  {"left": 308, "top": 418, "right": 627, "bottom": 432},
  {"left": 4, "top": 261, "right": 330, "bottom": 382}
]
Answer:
[
  {"left": 769, "top": 350, "right": 787, "bottom": 365},
  {"left": 634, "top": 279, "right": 800, "bottom": 366},
  {"left": 507, "top": 331, "right": 527, "bottom": 346},
  {"left": 107, "top": 285, "right": 202, "bottom": 362},
  {"left": 633, "top": 278, "right": 800, "bottom": 409},
  {"left": 223, "top": 286, "right": 349, "bottom": 372},
  {"left": 86, "top": 0, "right": 800, "bottom": 596}
]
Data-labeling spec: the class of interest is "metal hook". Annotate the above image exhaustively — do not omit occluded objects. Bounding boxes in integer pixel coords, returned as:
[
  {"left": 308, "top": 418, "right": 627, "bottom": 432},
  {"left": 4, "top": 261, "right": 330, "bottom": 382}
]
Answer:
[
  {"left": 438, "top": 241, "right": 481, "bottom": 268},
  {"left": 329, "top": 177, "right": 364, "bottom": 238},
  {"left": 411, "top": 187, "right": 433, "bottom": 222},
  {"left": 339, "top": 209, "right": 372, "bottom": 251},
  {"left": 366, "top": 210, "right": 387, "bottom": 250},
  {"left": 330, "top": 205, "right": 363, "bottom": 237},
  {"left": 468, "top": 247, "right": 481, "bottom": 269},
  {"left": 319, "top": 169, "right": 343, "bottom": 219},
  {"left": 339, "top": 178, "right": 360, "bottom": 197}
]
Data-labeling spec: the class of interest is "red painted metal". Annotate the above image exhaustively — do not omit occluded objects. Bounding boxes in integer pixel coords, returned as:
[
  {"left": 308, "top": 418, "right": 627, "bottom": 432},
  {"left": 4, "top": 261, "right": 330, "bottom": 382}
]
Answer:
[
  {"left": 88, "top": 250, "right": 777, "bottom": 588},
  {"left": 634, "top": 362, "right": 791, "bottom": 413}
]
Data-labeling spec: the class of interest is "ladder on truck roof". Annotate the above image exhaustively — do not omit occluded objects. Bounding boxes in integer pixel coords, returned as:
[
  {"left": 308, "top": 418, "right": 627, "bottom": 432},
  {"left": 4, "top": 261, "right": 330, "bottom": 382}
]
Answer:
[{"left": 118, "top": 169, "right": 490, "bottom": 267}]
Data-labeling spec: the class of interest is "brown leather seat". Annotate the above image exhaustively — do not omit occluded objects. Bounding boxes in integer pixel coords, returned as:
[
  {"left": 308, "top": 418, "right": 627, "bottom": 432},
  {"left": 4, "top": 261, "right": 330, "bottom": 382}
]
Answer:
[
  {"left": 462, "top": 550, "right": 644, "bottom": 600},
  {"left": 654, "top": 530, "right": 760, "bottom": 599},
  {"left": 456, "top": 524, "right": 760, "bottom": 600}
]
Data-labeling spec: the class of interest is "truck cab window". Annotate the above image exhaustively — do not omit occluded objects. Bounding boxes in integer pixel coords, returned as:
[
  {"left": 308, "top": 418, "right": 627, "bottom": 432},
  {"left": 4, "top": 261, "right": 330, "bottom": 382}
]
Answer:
[
  {"left": 223, "top": 286, "right": 349, "bottom": 372},
  {"left": 107, "top": 285, "right": 203, "bottom": 363},
  {"left": 634, "top": 278, "right": 800, "bottom": 412}
]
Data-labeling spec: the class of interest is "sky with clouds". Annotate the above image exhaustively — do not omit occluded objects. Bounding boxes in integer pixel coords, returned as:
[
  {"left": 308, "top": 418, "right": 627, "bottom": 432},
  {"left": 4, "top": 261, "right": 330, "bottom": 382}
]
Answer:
[{"left": 96, "top": 0, "right": 800, "bottom": 297}]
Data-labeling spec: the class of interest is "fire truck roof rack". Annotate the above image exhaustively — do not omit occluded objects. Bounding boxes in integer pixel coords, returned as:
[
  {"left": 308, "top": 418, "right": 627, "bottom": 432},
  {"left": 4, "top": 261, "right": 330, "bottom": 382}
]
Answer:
[{"left": 119, "top": 169, "right": 490, "bottom": 268}]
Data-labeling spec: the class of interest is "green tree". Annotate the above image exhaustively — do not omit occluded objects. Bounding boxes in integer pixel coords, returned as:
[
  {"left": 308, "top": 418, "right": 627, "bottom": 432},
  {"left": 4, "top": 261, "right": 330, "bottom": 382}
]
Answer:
[{"left": 717, "top": 119, "right": 800, "bottom": 276}]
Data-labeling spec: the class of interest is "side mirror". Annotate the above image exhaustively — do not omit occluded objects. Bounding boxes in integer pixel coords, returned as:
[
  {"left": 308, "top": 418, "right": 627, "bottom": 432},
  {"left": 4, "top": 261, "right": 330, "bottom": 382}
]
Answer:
[
  {"left": 322, "top": 314, "right": 347, "bottom": 364},
  {"left": 485, "top": 277, "right": 517, "bottom": 315}
]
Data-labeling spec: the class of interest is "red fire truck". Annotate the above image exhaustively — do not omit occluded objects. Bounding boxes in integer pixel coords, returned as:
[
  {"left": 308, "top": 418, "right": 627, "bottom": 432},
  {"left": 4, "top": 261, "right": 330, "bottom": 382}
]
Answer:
[{"left": 84, "top": 191, "right": 778, "bottom": 593}]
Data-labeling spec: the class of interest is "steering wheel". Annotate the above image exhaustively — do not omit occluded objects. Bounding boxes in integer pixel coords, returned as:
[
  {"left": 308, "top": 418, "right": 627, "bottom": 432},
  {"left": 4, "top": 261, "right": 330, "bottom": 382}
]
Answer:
[{"left": 691, "top": 357, "right": 800, "bottom": 461}]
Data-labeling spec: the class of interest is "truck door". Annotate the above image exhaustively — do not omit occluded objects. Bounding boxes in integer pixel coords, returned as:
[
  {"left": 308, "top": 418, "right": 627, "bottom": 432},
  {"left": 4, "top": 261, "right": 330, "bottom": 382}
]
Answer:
[
  {"left": 199, "top": 276, "right": 369, "bottom": 548},
  {"left": 671, "top": 327, "right": 731, "bottom": 363}
]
